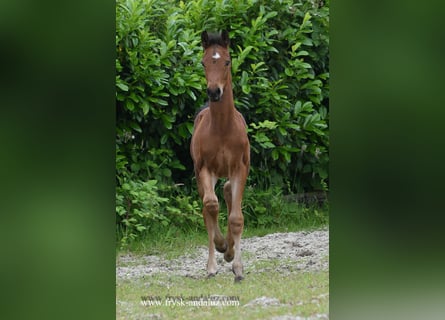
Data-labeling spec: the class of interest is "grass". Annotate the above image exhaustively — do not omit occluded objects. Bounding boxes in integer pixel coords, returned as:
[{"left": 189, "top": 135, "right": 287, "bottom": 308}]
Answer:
[
  {"left": 118, "top": 202, "right": 328, "bottom": 258},
  {"left": 117, "top": 221, "right": 327, "bottom": 261},
  {"left": 116, "top": 271, "right": 328, "bottom": 320},
  {"left": 116, "top": 204, "right": 329, "bottom": 319}
]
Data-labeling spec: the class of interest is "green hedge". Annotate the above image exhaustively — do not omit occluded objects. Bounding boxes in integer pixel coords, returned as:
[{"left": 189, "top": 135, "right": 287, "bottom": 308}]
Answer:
[{"left": 116, "top": 0, "right": 329, "bottom": 243}]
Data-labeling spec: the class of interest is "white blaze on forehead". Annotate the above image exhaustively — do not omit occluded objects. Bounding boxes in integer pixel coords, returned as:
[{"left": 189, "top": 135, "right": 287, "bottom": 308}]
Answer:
[{"left": 212, "top": 51, "right": 221, "bottom": 59}]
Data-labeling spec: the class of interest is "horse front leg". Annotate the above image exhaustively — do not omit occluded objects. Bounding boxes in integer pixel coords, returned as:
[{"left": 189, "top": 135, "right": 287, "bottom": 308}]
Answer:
[
  {"left": 223, "top": 180, "right": 234, "bottom": 263},
  {"left": 198, "top": 168, "right": 226, "bottom": 277}
]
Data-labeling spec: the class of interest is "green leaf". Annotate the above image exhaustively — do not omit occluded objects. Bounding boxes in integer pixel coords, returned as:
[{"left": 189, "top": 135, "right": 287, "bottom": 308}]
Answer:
[
  {"left": 271, "top": 149, "right": 279, "bottom": 160},
  {"left": 291, "top": 42, "right": 302, "bottom": 52},
  {"left": 278, "top": 127, "right": 287, "bottom": 136},
  {"left": 187, "top": 90, "right": 197, "bottom": 100},
  {"left": 253, "top": 132, "right": 269, "bottom": 143},
  {"left": 232, "top": 45, "right": 254, "bottom": 74},
  {"left": 258, "top": 120, "right": 278, "bottom": 129},
  {"left": 116, "top": 82, "right": 129, "bottom": 91},
  {"left": 302, "top": 12, "right": 311, "bottom": 25},
  {"left": 295, "top": 50, "right": 309, "bottom": 57},
  {"left": 285, "top": 68, "right": 294, "bottom": 76},
  {"left": 302, "top": 38, "right": 313, "bottom": 46},
  {"left": 261, "top": 141, "right": 275, "bottom": 149},
  {"left": 141, "top": 102, "right": 149, "bottom": 115},
  {"left": 130, "top": 163, "right": 140, "bottom": 172},
  {"left": 283, "top": 150, "right": 291, "bottom": 163},
  {"left": 302, "top": 101, "right": 313, "bottom": 111},
  {"left": 186, "top": 122, "right": 194, "bottom": 135},
  {"left": 146, "top": 180, "right": 158, "bottom": 188},
  {"left": 240, "top": 71, "right": 249, "bottom": 86},
  {"left": 130, "top": 122, "right": 142, "bottom": 133},
  {"left": 136, "top": 225, "right": 146, "bottom": 232},
  {"left": 162, "top": 168, "right": 171, "bottom": 177},
  {"left": 125, "top": 100, "right": 134, "bottom": 111},
  {"left": 320, "top": 168, "right": 328, "bottom": 179},
  {"left": 264, "top": 11, "right": 278, "bottom": 20}
]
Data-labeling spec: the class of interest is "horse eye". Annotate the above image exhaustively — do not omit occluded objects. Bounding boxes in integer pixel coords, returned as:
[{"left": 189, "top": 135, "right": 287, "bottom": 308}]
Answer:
[{"left": 225, "top": 60, "right": 231, "bottom": 66}]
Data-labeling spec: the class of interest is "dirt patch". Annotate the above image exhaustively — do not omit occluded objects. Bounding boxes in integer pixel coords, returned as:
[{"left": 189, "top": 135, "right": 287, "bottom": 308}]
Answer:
[{"left": 116, "top": 229, "right": 328, "bottom": 280}]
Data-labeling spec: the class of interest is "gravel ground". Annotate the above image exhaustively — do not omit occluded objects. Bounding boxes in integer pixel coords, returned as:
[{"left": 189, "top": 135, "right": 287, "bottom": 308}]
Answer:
[{"left": 116, "top": 229, "right": 328, "bottom": 280}]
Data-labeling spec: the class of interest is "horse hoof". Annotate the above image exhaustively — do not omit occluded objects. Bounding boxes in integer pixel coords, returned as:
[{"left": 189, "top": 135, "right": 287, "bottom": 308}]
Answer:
[
  {"left": 224, "top": 251, "right": 234, "bottom": 262},
  {"left": 215, "top": 240, "right": 228, "bottom": 253},
  {"left": 234, "top": 275, "right": 244, "bottom": 283}
]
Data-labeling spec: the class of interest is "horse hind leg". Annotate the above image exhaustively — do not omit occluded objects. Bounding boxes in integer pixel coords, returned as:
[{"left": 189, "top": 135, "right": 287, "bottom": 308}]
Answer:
[
  {"left": 226, "top": 174, "right": 247, "bottom": 282},
  {"left": 213, "top": 213, "right": 227, "bottom": 254}
]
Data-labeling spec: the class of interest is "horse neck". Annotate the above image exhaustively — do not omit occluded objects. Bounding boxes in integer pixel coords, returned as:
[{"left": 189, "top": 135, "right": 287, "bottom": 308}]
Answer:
[{"left": 208, "top": 75, "right": 235, "bottom": 130}]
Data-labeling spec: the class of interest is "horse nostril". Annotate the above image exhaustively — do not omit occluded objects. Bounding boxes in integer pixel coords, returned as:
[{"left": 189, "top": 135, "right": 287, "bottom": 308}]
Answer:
[
  {"left": 207, "top": 88, "right": 220, "bottom": 95},
  {"left": 207, "top": 87, "right": 222, "bottom": 101}
]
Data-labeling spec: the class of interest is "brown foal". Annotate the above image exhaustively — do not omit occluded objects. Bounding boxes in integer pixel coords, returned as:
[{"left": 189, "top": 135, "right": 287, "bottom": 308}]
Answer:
[{"left": 190, "top": 30, "right": 250, "bottom": 282}]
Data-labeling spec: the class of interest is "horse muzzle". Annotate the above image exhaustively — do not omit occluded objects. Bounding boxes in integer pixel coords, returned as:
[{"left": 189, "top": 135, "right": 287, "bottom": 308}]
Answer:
[{"left": 207, "top": 87, "right": 223, "bottom": 102}]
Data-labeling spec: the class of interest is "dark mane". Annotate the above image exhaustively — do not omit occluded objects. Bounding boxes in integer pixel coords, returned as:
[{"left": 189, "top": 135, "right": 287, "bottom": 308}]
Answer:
[
  {"left": 202, "top": 30, "right": 230, "bottom": 49},
  {"left": 208, "top": 32, "right": 224, "bottom": 46},
  {"left": 206, "top": 32, "right": 228, "bottom": 47}
]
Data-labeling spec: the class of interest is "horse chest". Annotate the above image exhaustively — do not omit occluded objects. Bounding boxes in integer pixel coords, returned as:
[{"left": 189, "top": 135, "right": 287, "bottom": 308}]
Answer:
[{"left": 201, "top": 138, "right": 243, "bottom": 176}]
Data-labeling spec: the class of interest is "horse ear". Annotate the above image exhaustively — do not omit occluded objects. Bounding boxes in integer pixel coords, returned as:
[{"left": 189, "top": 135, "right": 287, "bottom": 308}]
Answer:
[
  {"left": 201, "top": 31, "right": 209, "bottom": 49},
  {"left": 221, "top": 30, "right": 230, "bottom": 48}
]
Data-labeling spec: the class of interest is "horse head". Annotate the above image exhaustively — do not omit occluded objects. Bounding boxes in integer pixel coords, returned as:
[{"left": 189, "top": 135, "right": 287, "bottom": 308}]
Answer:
[{"left": 201, "top": 30, "right": 232, "bottom": 102}]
